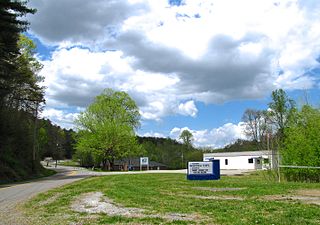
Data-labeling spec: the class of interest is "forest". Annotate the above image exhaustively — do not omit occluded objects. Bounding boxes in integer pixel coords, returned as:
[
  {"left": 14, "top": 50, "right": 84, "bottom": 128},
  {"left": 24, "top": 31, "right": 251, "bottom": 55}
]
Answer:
[{"left": 0, "top": 1, "right": 75, "bottom": 183}]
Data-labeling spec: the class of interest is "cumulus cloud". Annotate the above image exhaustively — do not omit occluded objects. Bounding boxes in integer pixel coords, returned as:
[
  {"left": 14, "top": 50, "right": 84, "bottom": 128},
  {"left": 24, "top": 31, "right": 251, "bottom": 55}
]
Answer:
[
  {"left": 104, "top": 0, "right": 320, "bottom": 103},
  {"left": 170, "top": 123, "right": 246, "bottom": 148},
  {"left": 39, "top": 46, "right": 184, "bottom": 123},
  {"left": 177, "top": 100, "right": 198, "bottom": 117},
  {"left": 27, "top": 0, "right": 147, "bottom": 44},
  {"left": 108, "top": 31, "right": 275, "bottom": 103},
  {"left": 27, "top": 0, "right": 320, "bottom": 145},
  {"left": 41, "top": 108, "right": 79, "bottom": 129}
]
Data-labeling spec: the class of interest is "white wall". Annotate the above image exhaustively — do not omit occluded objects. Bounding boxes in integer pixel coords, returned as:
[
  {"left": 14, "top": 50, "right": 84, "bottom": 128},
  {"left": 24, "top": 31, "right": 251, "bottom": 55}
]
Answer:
[
  {"left": 214, "top": 156, "right": 257, "bottom": 169},
  {"left": 203, "top": 152, "right": 272, "bottom": 170}
]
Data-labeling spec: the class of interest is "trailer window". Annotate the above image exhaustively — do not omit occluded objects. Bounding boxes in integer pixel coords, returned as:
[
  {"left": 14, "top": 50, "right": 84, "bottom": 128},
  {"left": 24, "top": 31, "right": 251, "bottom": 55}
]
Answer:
[{"left": 248, "top": 158, "right": 253, "bottom": 163}]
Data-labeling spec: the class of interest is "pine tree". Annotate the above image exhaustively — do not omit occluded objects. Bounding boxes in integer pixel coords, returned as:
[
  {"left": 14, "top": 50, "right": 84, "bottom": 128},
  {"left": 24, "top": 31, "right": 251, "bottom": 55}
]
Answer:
[{"left": 0, "top": 0, "right": 36, "bottom": 106}]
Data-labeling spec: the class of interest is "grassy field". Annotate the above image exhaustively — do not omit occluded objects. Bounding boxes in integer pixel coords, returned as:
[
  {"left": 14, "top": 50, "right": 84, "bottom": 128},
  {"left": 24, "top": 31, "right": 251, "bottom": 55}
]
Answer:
[{"left": 23, "top": 172, "right": 320, "bottom": 225}]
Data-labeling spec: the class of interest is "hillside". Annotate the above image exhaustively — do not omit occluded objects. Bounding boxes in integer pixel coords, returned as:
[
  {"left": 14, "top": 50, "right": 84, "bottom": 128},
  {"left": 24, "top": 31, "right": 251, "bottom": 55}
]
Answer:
[{"left": 138, "top": 136, "right": 203, "bottom": 169}]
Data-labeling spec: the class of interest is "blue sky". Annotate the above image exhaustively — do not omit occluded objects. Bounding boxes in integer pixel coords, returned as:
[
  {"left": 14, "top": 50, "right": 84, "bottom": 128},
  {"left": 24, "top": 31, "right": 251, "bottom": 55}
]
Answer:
[{"left": 26, "top": 0, "right": 320, "bottom": 148}]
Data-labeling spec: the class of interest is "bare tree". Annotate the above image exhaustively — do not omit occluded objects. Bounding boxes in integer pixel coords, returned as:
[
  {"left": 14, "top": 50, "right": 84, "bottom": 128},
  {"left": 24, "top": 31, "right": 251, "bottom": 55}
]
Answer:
[{"left": 242, "top": 109, "right": 269, "bottom": 149}]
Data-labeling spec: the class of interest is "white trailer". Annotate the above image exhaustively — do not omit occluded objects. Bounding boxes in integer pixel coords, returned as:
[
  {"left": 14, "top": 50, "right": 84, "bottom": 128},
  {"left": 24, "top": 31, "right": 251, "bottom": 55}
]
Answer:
[{"left": 203, "top": 150, "right": 274, "bottom": 170}]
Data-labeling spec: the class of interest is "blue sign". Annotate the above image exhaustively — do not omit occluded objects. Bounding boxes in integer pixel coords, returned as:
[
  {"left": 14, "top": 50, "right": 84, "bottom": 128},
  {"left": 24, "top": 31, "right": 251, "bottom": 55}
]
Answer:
[{"left": 187, "top": 160, "right": 220, "bottom": 180}]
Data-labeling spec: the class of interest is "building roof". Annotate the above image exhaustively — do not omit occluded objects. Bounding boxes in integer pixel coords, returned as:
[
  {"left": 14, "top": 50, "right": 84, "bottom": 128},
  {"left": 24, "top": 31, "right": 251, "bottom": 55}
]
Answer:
[{"left": 204, "top": 150, "right": 272, "bottom": 157}]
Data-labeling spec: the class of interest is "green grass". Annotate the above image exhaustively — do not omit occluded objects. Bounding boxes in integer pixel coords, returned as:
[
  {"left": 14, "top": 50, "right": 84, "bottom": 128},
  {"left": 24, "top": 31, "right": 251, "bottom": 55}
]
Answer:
[
  {"left": 24, "top": 172, "right": 320, "bottom": 225},
  {"left": 57, "top": 160, "right": 80, "bottom": 167}
]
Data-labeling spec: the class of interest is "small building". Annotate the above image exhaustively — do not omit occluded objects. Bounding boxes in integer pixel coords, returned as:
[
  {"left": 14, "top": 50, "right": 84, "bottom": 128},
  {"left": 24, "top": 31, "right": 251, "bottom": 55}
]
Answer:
[
  {"left": 112, "top": 158, "right": 168, "bottom": 171},
  {"left": 203, "top": 150, "right": 274, "bottom": 170}
]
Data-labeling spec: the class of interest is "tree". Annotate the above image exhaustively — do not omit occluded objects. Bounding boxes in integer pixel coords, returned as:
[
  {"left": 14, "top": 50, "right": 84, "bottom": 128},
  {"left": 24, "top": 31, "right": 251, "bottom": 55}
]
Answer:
[
  {"left": 242, "top": 109, "right": 269, "bottom": 149},
  {"left": 0, "top": 1, "right": 48, "bottom": 182},
  {"left": 75, "top": 89, "right": 143, "bottom": 170},
  {"left": 281, "top": 105, "right": 320, "bottom": 182},
  {"left": 138, "top": 136, "right": 201, "bottom": 169},
  {"left": 0, "top": 0, "right": 36, "bottom": 107},
  {"left": 179, "top": 129, "right": 193, "bottom": 148},
  {"left": 268, "top": 89, "right": 295, "bottom": 140}
]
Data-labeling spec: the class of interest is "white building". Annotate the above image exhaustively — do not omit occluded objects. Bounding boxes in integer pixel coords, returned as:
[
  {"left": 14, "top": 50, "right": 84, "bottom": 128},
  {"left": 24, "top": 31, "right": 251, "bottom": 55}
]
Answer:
[{"left": 203, "top": 150, "right": 274, "bottom": 170}]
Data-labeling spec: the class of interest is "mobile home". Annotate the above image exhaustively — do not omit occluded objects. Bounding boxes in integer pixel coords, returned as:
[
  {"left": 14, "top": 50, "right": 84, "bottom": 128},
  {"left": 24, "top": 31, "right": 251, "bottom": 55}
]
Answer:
[{"left": 203, "top": 150, "right": 274, "bottom": 170}]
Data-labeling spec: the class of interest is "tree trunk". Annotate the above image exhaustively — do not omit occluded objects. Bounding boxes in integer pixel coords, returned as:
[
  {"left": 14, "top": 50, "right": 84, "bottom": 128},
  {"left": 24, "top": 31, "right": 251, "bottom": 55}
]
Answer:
[
  {"left": 109, "top": 158, "right": 115, "bottom": 171},
  {"left": 102, "top": 159, "right": 107, "bottom": 170}
]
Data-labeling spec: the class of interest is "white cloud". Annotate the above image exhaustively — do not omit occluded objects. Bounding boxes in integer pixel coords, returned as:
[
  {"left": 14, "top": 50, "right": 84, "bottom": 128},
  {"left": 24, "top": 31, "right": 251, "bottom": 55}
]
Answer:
[
  {"left": 141, "top": 131, "right": 165, "bottom": 138},
  {"left": 177, "top": 100, "right": 198, "bottom": 117},
  {"left": 28, "top": 0, "right": 148, "bottom": 45},
  {"left": 39, "top": 46, "right": 187, "bottom": 122},
  {"left": 170, "top": 123, "right": 246, "bottom": 148},
  {"left": 41, "top": 108, "right": 79, "bottom": 129},
  {"left": 29, "top": 0, "right": 320, "bottom": 129}
]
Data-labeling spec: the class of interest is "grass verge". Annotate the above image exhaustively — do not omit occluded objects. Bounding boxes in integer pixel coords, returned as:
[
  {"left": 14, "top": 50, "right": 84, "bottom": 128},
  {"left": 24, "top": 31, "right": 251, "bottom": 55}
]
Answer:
[
  {"left": 24, "top": 172, "right": 320, "bottom": 225},
  {"left": 0, "top": 166, "right": 56, "bottom": 185}
]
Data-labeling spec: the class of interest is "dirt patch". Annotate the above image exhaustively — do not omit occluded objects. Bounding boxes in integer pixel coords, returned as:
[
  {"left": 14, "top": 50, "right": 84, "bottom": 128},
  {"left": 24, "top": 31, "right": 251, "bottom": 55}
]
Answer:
[
  {"left": 193, "top": 187, "right": 246, "bottom": 192},
  {"left": 163, "top": 190, "right": 244, "bottom": 201},
  {"left": 180, "top": 194, "right": 244, "bottom": 200},
  {"left": 295, "top": 189, "right": 320, "bottom": 197},
  {"left": 162, "top": 212, "right": 203, "bottom": 221},
  {"left": 262, "top": 189, "right": 320, "bottom": 206},
  {"left": 71, "top": 192, "right": 143, "bottom": 217},
  {"left": 175, "top": 194, "right": 245, "bottom": 200},
  {"left": 71, "top": 192, "right": 199, "bottom": 221}
]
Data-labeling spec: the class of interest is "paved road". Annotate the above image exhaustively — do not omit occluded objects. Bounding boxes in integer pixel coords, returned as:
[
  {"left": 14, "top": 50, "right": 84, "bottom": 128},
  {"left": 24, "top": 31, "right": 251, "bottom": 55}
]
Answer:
[
  {"left": 0, "top": 166, "right": 251, "bottom": 225},
  {"left": 0, "top": 166, "right": 89, "bottom": 225}
]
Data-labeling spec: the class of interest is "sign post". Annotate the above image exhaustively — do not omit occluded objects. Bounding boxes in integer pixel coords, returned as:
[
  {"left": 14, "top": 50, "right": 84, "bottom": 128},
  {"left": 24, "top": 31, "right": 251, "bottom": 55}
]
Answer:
[
  {"left": 187, "top": 160, "right": 220, "bottom": 180},
  {"left": 140, "top": 157, "right": 149, "bottom": 171}
]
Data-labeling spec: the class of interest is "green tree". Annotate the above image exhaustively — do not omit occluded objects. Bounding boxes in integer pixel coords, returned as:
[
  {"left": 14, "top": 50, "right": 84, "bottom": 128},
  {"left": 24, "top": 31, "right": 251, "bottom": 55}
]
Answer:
[
  {"left": 0, "top": 0, "right": 36, "bottom": 107},
  {"left": 268, "top": 89, "right": 295, "bottom": 140},
  {"left": 179, "top": 129, "right": 193, "bottom": 148},
  {"left": 64, "top": 129, "right": 76, "bottom": 159},
  {"left": 138, "top": 136, "right": 202, "bottom": 169},
  {"left": 281, "top": 105, "right": 320, "bottom": 182},
  {"left": 0, "top": 1, "right": 48, "bottom": 182},
  {"left": 75, "top": 89, "right": 143, "bottom": 170}
]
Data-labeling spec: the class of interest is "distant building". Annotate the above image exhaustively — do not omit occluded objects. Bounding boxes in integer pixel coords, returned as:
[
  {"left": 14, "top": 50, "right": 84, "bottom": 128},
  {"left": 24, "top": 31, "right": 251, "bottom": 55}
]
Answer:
[
  {"left": 203, "top": 150, "right": 275, "bottom": 170},
  {"left": 111, "top": 158, "right": 168, "bottom": 171}
]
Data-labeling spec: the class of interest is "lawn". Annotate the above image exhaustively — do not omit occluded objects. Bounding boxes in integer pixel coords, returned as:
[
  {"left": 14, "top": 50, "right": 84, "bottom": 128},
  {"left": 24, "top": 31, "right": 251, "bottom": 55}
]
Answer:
[{"left": 23, "top": 172, "right": 320, "bottom": 225}]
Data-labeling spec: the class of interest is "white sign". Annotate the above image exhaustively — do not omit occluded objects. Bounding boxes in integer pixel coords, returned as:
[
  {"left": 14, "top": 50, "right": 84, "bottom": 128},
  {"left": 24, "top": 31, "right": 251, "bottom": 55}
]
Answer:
[
  {"left": 140, "top": 157, "right": 149, "bottom": 166},
  {"left": 188, "top": 162, "right": 213, "bottom": 175}
]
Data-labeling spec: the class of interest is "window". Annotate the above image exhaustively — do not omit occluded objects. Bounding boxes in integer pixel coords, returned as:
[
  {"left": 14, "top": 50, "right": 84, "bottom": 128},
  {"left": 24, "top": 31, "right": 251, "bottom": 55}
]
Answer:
[
  {"left": 225, "top": 159, "right": 228, "bottom": 165},
  {"left": 248, "top": 158, "right": 253, "bottom": 164}
]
